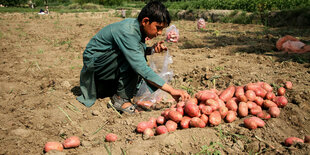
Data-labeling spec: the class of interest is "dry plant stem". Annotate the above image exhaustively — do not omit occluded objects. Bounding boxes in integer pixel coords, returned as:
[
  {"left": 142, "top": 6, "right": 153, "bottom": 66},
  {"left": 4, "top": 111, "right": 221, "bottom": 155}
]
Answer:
[
  {"left": 92, "top": 122, "right": 107, "bottom": 135},
  {"left": 255, "top": 135, "right": 279, "bottom": 152},
  {"left": 108, "top": 101, "right": 122, "bottom": 118},
  {"left": 57, "top": 105, "right": 73, "bottom": 122}
]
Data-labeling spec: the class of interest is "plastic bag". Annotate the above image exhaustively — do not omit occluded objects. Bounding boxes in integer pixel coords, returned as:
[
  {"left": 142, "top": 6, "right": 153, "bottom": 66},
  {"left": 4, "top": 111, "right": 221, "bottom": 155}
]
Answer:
[
  {"left": 197, "top": 18, "right": 206, "bottom": 29},
  {"left": 276, "top": 35, "right": 309, "bottom": 53},
  {"left": 134, "top": 50, "right": 174, "bottom": 108},
  {"left": 166, "top": 25, "right": 179, "bottom": 43}
]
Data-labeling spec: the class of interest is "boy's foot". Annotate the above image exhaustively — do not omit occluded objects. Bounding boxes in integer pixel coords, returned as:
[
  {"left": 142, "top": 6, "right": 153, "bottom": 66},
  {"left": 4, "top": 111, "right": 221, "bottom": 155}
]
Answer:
[{"left": 109, "top": 95, "right": 137, "bottom": 114}]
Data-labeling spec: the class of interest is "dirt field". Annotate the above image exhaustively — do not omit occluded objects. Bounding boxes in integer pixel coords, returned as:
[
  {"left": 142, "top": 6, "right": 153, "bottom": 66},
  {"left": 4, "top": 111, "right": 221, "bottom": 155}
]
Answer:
[{"left": 0, "top": 11, "right": 310, "bottom": 155}]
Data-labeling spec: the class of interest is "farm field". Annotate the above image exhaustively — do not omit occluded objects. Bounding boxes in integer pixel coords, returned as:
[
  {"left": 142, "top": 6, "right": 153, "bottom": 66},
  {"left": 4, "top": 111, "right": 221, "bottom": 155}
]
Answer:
[{"left": 0, "top": 11, "right": 310, "bottom": 154}]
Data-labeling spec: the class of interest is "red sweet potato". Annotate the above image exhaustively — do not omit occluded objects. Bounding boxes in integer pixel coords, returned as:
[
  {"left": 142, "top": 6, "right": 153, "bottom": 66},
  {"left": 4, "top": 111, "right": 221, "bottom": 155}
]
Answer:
[
  {"left": 165, "top": 120, "right": 178, "bottom": 132},
  {"left": 285, "top": 81, "right": 293, "bottom": 89},
  {"left": 251, "top": 116, "right": 265, "bottom": 127},
  {"left": 257, "top": 111, "right": 271, "bottom": 120},
  {"left": 137, "top": 121, "right": 151, "bottom": 133},
  {"left": 156, "top": 116, "right": 166, "bottom": 125},
  {"left": 184, "top": 102, "right": 200, "bottom": 117},
  {"left": 235, "top": 86, "right": 245, "bottom": 97},
  {"left": 219, "top": 106, "right": 228, "bottom": 118},
  {"left": 180, "top": 116, "right": 191, "bottom": 129},
  {"left": 225, "top": 110, "right": 237, "bottom": 123},
  {"left": 190, "top": 117, "right": 206, "bottom": 128},
  {"left": 263, "top": 100, "right": 277, "bottom": 109},
  {"left": 277, "top": 87, "right": 286, "bottom": 96},
  {"left": 209, "top": 111, "right": 221, "bottom": 126},
  {"left": 284, "top": 137, "right": 304, "bottom": 146},
  {"left": 156, "top": 125, "right": 168, "bottom": 135},
  {"left": 254, "top": 87, "right": 267, "bottom": 98},
  {"left": 245, "top": 83, "right": 259, "bottom": 91},
  {"left": 250, "top": 106, "right": 262, "bottom": 115},
  {"left": 148, "top": 117, "right": 157, "bottom": 128},
  {"left": 273, "top": 96, "right": 288, "bottom": 108},
  {"left": 265, "top": 92, "right": 276, "bottom": 100},
  {"left": 245, "top": 90, "right": 256, "bottom": 101},
  {"left": 195, "top": 90, "right": 217, "bottom": 101},
  {"left": 143, "top": 128, "right": 154, "bottom": 137},
  {"left": 176, "top": 106, "right": 184, "bottom": 116},
  {"left": 262, "top": 82, "right": 273, "bottom": 92},
  {"left": 168, "top": 111, "right": 183, "bottom": 123},
  {"left": 268, "top": 106, "right": 280, "bottom": 117},
  {"left": 44, "top": 142, "right": 63, "bottom": 152},
  {"left": 176, "top": 101, "right": 185, "bottom": 108},
  {"left": 226, "top": 99, "right": 238, "bottom": 111},
  {"left": 105, "top": 133, "right": 118, "bottom": 142},
  {"left": 63, "top": 136, "right": 80, "bottom": 149},
  {"left": 200, "top": 114, "right": 209, "bottom": 124},
  {"left": 219, "top": 86, "right": 236, "bottom": 102},
  {"left": 186, "top": 98, "right": 198, "bottom": 105},
  {"left": 238, "top": 102, "right": 248, "bottom": 117},
  {"left": 201, "top": 106, "right": 213, "bottom": 115},
  {"left": 237, "top": 94, "right": 248, "bottom": 102},
  {"left": 246, "top": 101, "right": 257, "bottom": 109},
  {"left": 254, "top": 96, "right": 264, "bottom": 106},
  {"left": 244, "top": 118, "right": 257, "bottom": 130},
  {"left": 205, "top": 99, "right": 219, "bottom": 111}
]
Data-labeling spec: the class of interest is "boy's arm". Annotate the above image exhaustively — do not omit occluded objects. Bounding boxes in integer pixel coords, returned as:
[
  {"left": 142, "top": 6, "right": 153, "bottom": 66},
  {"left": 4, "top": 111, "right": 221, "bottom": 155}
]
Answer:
[{"left": 147, "top": 80, "right": 190, "bottom": 102}]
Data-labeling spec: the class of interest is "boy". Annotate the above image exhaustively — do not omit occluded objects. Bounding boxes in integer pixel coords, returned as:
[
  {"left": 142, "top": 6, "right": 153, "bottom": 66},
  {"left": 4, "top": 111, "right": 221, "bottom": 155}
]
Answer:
[{"left": 77, "top": 1, "right": 190, "bottom": 113}]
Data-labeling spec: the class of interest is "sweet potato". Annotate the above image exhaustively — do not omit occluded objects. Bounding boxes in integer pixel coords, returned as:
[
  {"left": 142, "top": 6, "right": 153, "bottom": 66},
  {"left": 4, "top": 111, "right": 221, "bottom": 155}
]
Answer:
[
  {"left": 165, "top": 120, "right": 178, "bottom": 132},
  {"left": 225, "top": 110, "right": 237, "bottom": 123},
  {"left": 216, "top": 98, "right": 226, "bottom": 108},
  {"left": 285, "top": 81, "right": 293, "bottom": 89},
  {"left": 235, "top": 86, "right": 245, "bottom": 97},
  {"left": 246, "top": 101, "right": 257, "bottom": 109},
  {"left": 250, "top": 106, "right": 262, "bottom": 115},
  {"left": 219, "top": 106, "right": 228, "bottom": 118},
  {"left": 198, "top": 103, "right": 206, "bottom": 110},
  {"left": 63, "top": 136, "right": 80, "bottom": 149},
  {"left": 263, "top": 100, "right": 277, "bottom": 108},
  {"left": 143, "top": 128, "right": 154, "bottom": 138},
  {"left": 44, "top": 142, "right": 63, "bottom": 152},
  {"left": 168, "top": 111, "right": 183, "bottom": 123},
  {"left": 136, "top": 100, "right": 154, "bottom": 109},
  {"left": 268, "top": 106, "right": 280, "bottom": 117},
  {"left": 219, "top": 86, "right": 236, "bottom": 102},
  {"left": 226, "top": 99, "right": 238, "bottom": 111},
  {"left": 251, "top": 116, "right": 265, "bottom": 127},
  {"left": 184, "top": 102, "right": 200, "bottom": 117},
  {"left": 254, "top": 87, "right": 267, "bottom": 98},
  {"left": 201, "top": 106, "right": 213, "bottom": 115},
  {"left": 195, "top": 90, "right": 217, "bottom": 101},
  {"left": 305, "top": 135, "right": 310, "bottom": 143},
  {"left": 257, "top": 111, "right": 271, "bottom": 120},
  {"left": 156, "top": 116, "right": 166, "bottom": 125},
  {"left": 161, "top": 109, "right": 170, "bottom": 119},
  {"left": 245, "top": 90, "right": 256, "bottom": 101},
  {"left": 190, "top": 117, "right": 206, "bottom": 128},
  {"left": 136, "top": 121, "right": 151, "bottom": 133},
  {"left": 156, "top": 125, "right": 168, "bottom": 135},
  {"left": 245, "top": 83, "right": 259, "bottom": 91},
  {"left": 209, "top": 111, "right": 221, "bottom": 126},
  {"left": 200, "top": 114, "right": 209, "bottom": 124},
  {"left": 237, "top": 94, "right": 248, "bottom": 102},
  {"left": 176, "top": 106, "right": 184, "bottom": 116},
  {"left": 238, "top": 102, "right": 248, "bottom": 117},
  {"left": 148, "top": 117, "right": 157, "bottom": 128},
  {"left": 273, "top": 96, "right": 288, "bottom": 108},
  {"left": 284, "top": 137, "right": 304, "bottom": 146},
  {"left": 262, "top": 83, "right": 273, "bottom": 92},
  {"left": 244, "top": 118, "right": 257, "bottom": 130},
  {"left": 277, "top": 87, "right": 286, "bottom": 96},
  {"left": 180, "top": 116, "right": 191, "bottom": 129},
  {"left": 105, "top": 133, "right": 118, "bottom": 142},
  {"left": 205, "top": 99, "right": 219, "bottom": 111},
  {"left": 265, "top": 92, "right": 276, "bottom": 100},
  {"left": 254, "top": 97, "right": 264, "bottom": 106}
]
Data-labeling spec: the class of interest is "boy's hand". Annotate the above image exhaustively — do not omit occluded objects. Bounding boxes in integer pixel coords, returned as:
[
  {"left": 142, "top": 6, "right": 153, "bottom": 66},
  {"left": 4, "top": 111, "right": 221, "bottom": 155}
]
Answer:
[
  {"left": 153, "top": 41, "right": 167, "bottom": 53},
  {"left": 170, "top": 89, "right": 190, "bottom": 102}
]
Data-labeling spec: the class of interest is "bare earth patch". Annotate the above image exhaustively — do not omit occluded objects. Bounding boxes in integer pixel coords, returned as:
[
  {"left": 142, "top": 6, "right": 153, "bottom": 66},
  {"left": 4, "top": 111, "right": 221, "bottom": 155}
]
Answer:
[{"left": 0, "top": 12, "right": 309, "bottom": 154}]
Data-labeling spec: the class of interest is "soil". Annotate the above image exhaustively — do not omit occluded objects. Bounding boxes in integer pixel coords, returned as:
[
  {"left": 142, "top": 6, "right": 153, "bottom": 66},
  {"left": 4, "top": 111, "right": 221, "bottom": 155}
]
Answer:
[{"left": 0, "top": 11, "right": 310, "bottom": 155}]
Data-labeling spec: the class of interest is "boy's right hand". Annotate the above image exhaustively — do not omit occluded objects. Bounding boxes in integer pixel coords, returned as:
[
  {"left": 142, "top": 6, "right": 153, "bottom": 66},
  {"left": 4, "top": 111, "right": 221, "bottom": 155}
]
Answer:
[
  {"left": 169, "top": 88, "right": 190, "bottom": 102},
  {"left": 153, "top": 41, "right": 167, "bottom": 53}
]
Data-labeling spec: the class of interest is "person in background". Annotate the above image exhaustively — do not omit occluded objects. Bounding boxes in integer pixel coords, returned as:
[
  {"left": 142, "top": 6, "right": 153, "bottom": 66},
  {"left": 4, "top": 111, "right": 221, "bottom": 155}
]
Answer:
[{"left": 77, "top": 1, "right": 190, "bottom": 114}]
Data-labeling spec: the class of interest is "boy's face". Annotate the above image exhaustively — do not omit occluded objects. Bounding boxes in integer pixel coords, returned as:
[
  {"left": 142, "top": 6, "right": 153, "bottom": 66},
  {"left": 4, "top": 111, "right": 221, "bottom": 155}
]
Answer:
[{"left": 141, "top": 17, "right": 166, "bottom": 39}]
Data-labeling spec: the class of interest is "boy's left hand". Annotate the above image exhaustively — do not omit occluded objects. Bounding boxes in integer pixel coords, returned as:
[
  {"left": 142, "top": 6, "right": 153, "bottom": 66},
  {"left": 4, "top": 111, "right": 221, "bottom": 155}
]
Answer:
[{"left": 153, "top": 41, "right": 167, "bottom": 53}]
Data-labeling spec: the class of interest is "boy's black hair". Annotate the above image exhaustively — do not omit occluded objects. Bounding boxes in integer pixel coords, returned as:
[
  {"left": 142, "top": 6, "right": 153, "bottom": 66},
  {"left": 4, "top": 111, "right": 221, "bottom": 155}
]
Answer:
[{"left": 138, "top": 1, "right": 171, "bottom": 26}]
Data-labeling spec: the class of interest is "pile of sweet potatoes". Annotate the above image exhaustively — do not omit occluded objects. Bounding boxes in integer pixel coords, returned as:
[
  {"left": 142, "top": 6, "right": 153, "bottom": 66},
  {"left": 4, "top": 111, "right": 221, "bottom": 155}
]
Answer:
[{"left": 136, "top": 81, "right": 292, "bottom": 137}]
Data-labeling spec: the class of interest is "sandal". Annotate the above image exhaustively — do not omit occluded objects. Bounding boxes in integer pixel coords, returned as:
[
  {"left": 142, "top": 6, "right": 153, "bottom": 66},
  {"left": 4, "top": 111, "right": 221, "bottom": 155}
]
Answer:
[{"left": 108, "top": 95, "right": 137, "bottom": 114}]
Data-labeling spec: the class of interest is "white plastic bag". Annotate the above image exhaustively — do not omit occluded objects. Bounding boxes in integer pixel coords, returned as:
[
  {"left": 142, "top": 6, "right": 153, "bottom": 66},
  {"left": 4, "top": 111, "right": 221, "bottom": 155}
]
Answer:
[
  {"left": 166, "top": 25, "right": 179, "bottom": 43},
  {"left": 135, "top": 50, "right": 174, "bottom": 105},
  {"left": 197, "top": 18, "right": 206, "bottom": 29}
]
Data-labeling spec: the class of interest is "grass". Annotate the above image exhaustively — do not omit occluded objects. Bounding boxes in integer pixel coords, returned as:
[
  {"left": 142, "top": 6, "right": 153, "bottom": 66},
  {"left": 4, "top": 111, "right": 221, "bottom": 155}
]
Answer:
[{"left": 195, "top": 141, "right": 224, "bottom": 155}]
